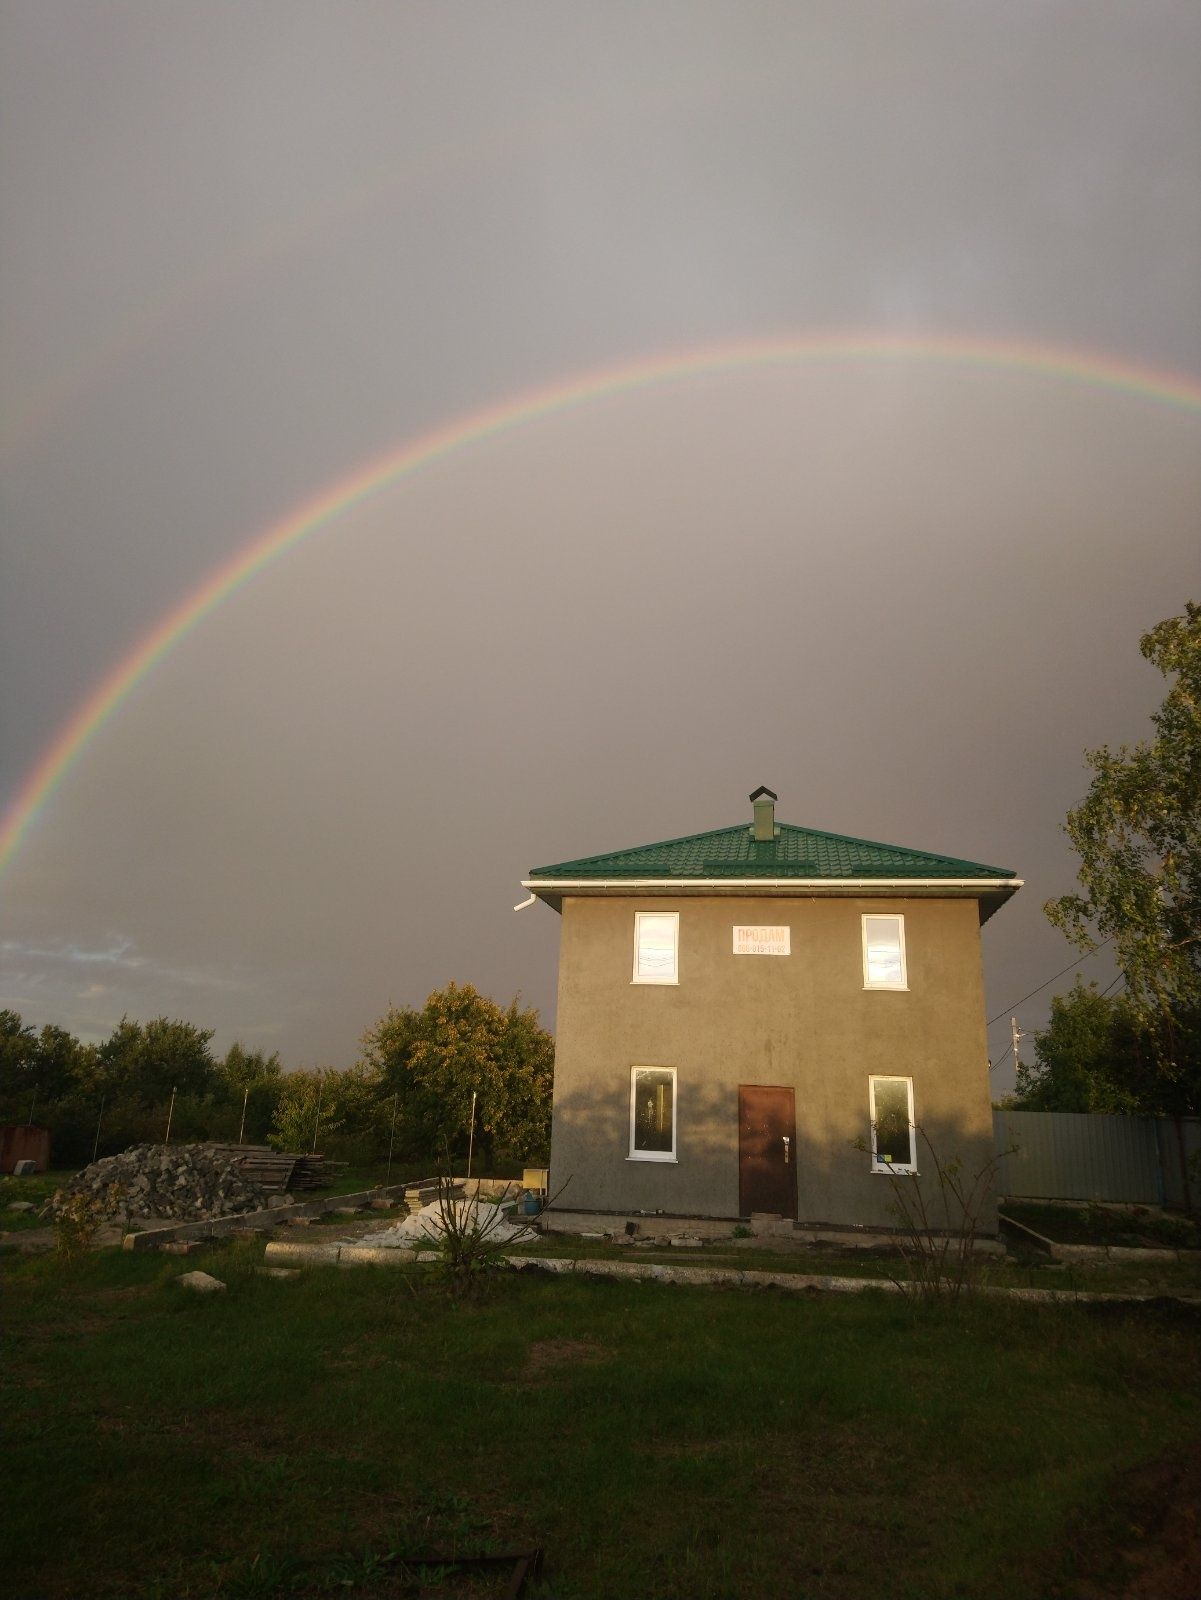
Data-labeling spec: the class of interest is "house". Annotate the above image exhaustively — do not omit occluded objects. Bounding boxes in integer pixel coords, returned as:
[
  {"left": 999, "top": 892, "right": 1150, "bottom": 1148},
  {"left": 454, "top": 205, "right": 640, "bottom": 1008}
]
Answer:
[{"left": 522, "top": 788, "right": 1021, "bottom": 1232}]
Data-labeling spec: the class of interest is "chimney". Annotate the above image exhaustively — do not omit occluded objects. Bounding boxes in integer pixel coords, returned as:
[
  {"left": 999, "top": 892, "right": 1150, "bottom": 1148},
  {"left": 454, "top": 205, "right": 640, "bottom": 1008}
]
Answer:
[{"left": 749, "top": 785, "right": 778, "bottom": 841}]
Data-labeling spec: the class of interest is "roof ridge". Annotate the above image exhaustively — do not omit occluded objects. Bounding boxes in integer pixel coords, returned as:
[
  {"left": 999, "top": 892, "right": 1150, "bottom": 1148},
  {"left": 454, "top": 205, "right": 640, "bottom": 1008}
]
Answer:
[{"left": 531, "top": 818, "right": 1016, "bottom": 880}]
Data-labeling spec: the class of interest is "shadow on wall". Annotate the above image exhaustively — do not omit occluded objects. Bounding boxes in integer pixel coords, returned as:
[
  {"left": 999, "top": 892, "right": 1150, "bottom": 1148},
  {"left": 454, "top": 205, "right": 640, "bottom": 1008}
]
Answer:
[{"left": 547, "top": 1080, "right": 999, "bottom": 1233}]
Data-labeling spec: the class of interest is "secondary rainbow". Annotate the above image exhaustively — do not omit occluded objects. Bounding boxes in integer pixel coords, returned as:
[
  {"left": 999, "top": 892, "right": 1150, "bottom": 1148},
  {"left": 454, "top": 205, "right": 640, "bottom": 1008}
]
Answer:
[{"left": 3, "top": 331, "right": 1200, "bottom": 880}]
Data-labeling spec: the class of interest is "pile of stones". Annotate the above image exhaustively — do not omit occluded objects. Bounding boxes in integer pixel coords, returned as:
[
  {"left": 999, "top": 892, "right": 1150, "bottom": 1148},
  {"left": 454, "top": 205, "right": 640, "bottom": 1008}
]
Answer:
[{"left": 48, "top": 1143, "right": 269, "bottom": 1222}]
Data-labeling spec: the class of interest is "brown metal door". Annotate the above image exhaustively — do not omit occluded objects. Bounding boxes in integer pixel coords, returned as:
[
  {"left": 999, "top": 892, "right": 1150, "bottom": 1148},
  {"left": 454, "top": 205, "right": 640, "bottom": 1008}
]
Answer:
[{"left": 738, "top": 1085, "right": 798, "bottom": 1218}]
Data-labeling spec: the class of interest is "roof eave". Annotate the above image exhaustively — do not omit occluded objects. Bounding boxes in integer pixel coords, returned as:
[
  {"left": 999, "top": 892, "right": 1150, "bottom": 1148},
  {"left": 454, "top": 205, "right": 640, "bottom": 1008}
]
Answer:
[{"left": 522, "top": 877, "right": 1023, "bottom": 920}]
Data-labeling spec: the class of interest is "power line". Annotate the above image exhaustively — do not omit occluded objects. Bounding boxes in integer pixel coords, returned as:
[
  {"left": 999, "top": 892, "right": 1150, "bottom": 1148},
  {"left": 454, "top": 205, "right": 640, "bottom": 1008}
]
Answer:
[{"left": 986, "top": 939, "right": 1112, "bottom": 1027}]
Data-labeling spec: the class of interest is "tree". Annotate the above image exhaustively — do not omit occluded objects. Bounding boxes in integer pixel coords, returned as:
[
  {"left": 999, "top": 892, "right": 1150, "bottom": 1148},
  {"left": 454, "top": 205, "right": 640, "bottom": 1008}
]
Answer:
[
  {"left": 96, "top": 1016, "right": 217, "bottom": 1107},
  {"left": 1013, "top": 978, "right": 1165, "bottom": 1114},
  {"left": 361, "top": 983, "right": 554, "bottom": 1163},
  {"left": 32, "top": 1024, "right": 95, "bottom": 1105},
  {"left": 1045, "top": 601, "right": 1201, "bottom": 1112},
  {"left": 216, "top": 1042, "right": 283, "bottom": 1093},
  {"left": 214, "top": 1043, "right": 284, "bottom": 1143},
  {"left": 0, "top": 1010, "right": 38, "bottom": 1110},
  {"left": 269, "top": 1066, "right": 347, "bottom": 1154}
]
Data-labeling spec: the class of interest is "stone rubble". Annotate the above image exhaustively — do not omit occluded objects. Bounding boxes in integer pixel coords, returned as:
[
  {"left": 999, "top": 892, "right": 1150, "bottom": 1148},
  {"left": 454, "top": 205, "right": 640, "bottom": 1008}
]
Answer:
[{"left": 46, "top": 1143, "right": 269, "bottom": 1222}]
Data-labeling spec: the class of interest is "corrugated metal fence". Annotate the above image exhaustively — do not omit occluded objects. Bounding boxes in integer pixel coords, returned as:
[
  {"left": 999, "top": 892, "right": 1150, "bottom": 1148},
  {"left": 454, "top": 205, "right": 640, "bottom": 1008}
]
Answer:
[{"left": 993, "top": 1110, "right": 1200, "bottom": 1209}]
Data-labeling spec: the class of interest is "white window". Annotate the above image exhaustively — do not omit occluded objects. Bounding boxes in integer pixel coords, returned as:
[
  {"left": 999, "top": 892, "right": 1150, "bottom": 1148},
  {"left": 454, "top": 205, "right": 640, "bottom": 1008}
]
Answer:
[
  {"left": 868, "top": 1076, "right": 917, "bottom": 1173},
  {"left": 632, "top": 911, "right": 679, "bottom": 984},
  {"left": 862, "top": 914, "right": 907, "bottom": 989},
  {"left": 629, "top": 1066, "right": 677, "bottom": 1161}
]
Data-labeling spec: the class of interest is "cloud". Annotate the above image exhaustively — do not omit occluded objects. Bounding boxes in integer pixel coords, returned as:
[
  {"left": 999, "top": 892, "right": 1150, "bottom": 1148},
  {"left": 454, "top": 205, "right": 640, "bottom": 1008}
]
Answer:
[
  {"left": 0, "top": 936, "right": 146, "bottom": 969},
  {"left": 0, "top": 936, "right": 246, "bottom": 992}
]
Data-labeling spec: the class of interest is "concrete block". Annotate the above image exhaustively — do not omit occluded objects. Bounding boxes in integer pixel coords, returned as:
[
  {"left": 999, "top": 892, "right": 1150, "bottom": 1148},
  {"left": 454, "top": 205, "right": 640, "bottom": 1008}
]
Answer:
[
  {"left": 160, "top": 1241, "right": 207, "bottom": 1256},
  {"left": 12, "top": 1160, "right": 38, "bottom": 1177},
  {"left": 176, "top": 1271, "right": 226, "bottom": 1293},
  {"left": 260, "top": 1267, "right": 301, "bottom": 1279},
  {"left": 6, "top": 1201, "right": 35, "bottom": 1213},
  {"left": 338, "top": 1244, "right": 418, "bottom": 1267},
  {"left": 264, "top": 1239, "right": 342, "bottom": 1265}
]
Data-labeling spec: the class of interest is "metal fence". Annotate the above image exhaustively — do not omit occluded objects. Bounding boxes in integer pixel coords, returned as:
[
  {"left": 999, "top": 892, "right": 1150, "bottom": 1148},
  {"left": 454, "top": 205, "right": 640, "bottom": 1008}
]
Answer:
[{"left": 993, "top": 1110, "right": 1200, "bottom": 1210}]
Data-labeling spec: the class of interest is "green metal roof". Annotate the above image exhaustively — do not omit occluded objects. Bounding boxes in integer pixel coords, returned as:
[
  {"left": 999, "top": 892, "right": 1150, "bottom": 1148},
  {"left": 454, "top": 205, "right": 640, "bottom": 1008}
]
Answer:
[{"left": 530, "top": 822, "right": 1016, "bottom": 882}]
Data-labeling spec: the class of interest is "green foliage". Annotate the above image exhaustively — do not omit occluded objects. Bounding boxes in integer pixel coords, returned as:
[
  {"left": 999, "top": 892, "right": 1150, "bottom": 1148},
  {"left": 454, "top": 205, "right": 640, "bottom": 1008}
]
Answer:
[
  {"left": 360, "top": 982, "right": 553, "bottom": 1163},
  {"left": 269, "top": 1066, "right": 347, "bottom": 1154},
  {"left": 1046, "top": 602, "right": 1201, "bottom": 1109},
  {"left": 213, "top": 1044, "right": 284, "bottom": 1144},
  {"left": 96, "top": 1016, "right": 217, "bottom": 1108},
  {"left": 53, "top": 1182, "right": 125, "bottom": 1262},
  {"left": 0, "top": 983, "right": 551, "bottom": 1172},
  {"left": 0, "top": 1009, "right": 38, "bottom": 1105},
  {"left": 1013, "top": 977, "right": 1169, "bottom": 1113}
]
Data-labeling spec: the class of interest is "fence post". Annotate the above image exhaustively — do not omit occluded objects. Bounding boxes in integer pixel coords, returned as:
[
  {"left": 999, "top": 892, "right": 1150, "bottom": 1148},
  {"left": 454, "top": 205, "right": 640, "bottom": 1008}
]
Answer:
[{"left": 385, "top": 1093, "right": 398, "bottom": 1186}]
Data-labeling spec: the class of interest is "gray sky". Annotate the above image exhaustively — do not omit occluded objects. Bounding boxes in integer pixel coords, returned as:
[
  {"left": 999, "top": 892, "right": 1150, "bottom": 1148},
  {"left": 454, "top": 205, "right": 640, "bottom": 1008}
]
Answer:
[{"left": 1, "top": 1, "right": 1198, "bottom": 1092}]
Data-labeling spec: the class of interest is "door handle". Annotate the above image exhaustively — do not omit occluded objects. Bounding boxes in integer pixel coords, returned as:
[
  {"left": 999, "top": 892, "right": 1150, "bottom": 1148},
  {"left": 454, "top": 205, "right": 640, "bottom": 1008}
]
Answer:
[{"left": 782, "top": 1135, "right": 790, "bottom": 1165}]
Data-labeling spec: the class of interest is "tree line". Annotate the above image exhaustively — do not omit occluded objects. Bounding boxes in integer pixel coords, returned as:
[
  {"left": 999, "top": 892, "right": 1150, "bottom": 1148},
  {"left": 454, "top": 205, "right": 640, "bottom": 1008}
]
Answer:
[
  {"left": 1013, "top": 602, "right": 1199, "bottom": 1118},
  {"left": 0, "top": 982, "right": 553, "bottom": 1169}
]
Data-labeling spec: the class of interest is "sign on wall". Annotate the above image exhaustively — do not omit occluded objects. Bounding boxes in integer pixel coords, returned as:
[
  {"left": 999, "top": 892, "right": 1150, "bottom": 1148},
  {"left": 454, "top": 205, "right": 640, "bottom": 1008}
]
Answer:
[{"left": 732, "top": 925, "right": 791, "bottom": 956}]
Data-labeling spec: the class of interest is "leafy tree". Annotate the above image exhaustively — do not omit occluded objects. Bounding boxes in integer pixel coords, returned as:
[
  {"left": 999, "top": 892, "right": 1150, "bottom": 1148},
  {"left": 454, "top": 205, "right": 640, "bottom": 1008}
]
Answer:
[
  {"left": 1013, "top": 978, "right": 1164, "bottom": 1114},
  {"left": 361, "top": 983, "right": 553, "bottom": 1163},
  {"left": 0, "top": 1010, "right": 38, "bottom": 1110},
  {"left": 1046, "top": 602, "right": 1201, "bottom": 1112},
  {"left": 96, "top": 1016, "right": 217, "bottom": 1108},
  {"left": 213, "top": 1043, "right": 284, "bottom": 1143},
  {"left": 32, "top": 1024, "right": 95, "bottom": 1104},
  {"left": 217, "top": 1042, "right": 283, "bottom": 1092},
  {"left": 269, "top": 1066, "right": 348, "bottom": 1153}
]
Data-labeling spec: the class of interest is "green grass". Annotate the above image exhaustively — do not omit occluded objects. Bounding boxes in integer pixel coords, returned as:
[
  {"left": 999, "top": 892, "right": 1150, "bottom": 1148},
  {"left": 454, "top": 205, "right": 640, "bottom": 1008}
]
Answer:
[
  {"left": 512, "top": 1231, "right": 1201, "bottom": 1297},
  {"left": 2, "top": 1241, "right": 1198, "bottom": 1599},
  {"left": 1003, "top": 1200, "right": 1201, "bottom": 1250}
]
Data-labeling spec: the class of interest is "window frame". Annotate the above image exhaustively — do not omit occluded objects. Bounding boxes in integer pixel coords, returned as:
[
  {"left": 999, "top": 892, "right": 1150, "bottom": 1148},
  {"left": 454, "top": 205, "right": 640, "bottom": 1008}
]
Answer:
[
  {"left": 861, "top": 913, "right": 908, "bottom": 991},
  {"left": 631, "top": 910, "right": 680, "bottom": 986},
  {"left": 868, "top": 1074, "right": 917, "bottom": 1174},
  {"left": 627, "top": 1065, "right": 678, "bottom": 1163}
]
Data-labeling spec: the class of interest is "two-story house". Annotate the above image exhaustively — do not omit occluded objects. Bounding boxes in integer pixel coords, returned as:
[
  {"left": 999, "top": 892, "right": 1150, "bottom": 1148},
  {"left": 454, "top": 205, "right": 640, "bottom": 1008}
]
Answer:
[{"left": 521, "top": 788, "right": 1020, "bottom": 1232}]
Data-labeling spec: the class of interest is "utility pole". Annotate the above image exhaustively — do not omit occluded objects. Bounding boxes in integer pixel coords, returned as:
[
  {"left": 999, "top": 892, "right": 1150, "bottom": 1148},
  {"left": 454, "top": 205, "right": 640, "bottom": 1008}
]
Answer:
[
  {"left": 238, "top": 1086, "right": 249, "bottom": 1146},
  {"left": 1010, "top": 1017, "right": 1027, "bottom": 1076}
]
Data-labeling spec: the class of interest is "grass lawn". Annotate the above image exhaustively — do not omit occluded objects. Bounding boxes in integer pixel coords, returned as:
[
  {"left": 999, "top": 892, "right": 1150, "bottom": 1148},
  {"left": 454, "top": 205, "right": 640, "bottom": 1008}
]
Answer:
[
  {"left": 2, "top": 1241, "right": 1199, "bottom": 1599},
  {"left": 0, "top": 1168, "right": 72, "bottom": 1233}
]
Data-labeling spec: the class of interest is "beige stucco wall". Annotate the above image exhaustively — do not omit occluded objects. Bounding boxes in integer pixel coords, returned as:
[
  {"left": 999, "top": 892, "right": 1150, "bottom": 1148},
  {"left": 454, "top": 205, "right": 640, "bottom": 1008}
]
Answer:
[{"left": 547, "top": 894, "right": 998, "bottom": 1231}]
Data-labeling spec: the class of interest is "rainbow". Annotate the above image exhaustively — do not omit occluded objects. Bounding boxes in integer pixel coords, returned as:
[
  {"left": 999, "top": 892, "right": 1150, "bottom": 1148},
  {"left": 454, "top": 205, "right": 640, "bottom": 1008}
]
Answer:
[{"left": 3, "top": 331, "right": 1200, "bottom": 880}]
